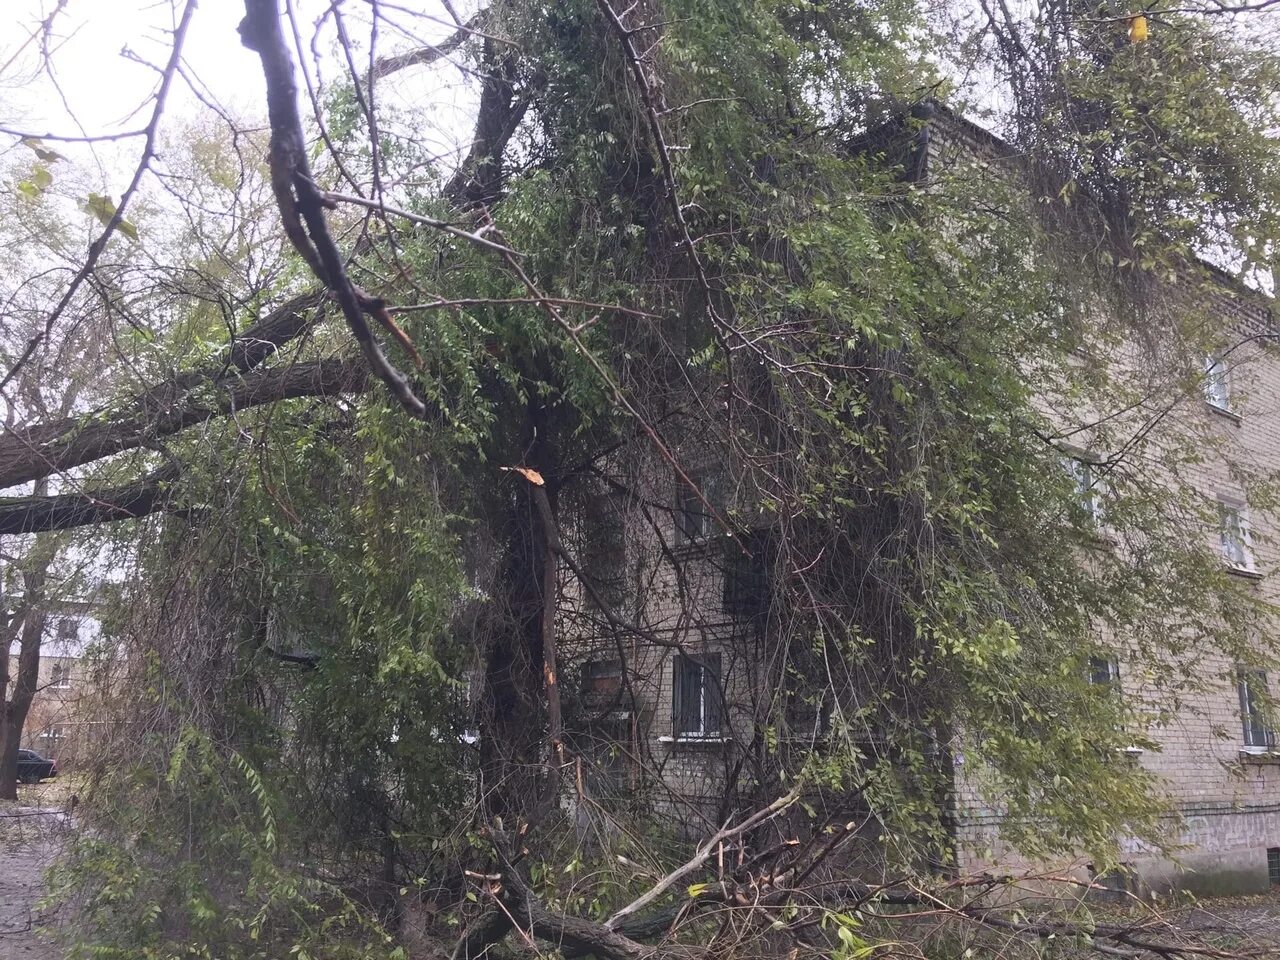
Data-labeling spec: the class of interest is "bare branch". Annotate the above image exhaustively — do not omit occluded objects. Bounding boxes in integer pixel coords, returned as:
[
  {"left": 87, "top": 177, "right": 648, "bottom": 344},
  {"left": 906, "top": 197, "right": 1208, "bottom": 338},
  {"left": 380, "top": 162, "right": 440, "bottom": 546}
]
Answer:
[
  {"left": 367, "top": 12, "right": 486, "bottom": 81},
  {"left": 0, "top": 0, "right": 199, "bottom": 394},
  {"left": 0, "top": 358, "right": 367, "bottom": 492},
  {"left": 605, "top": 788, "right": 802, "bottom": 930},
  {"left": 240, "top": 0, "right": 426, "bottom": 418}
]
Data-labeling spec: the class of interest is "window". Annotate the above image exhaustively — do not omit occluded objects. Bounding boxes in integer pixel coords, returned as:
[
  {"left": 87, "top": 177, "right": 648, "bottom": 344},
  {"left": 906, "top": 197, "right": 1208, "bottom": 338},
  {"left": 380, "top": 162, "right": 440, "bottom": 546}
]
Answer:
[
  {"left": 1268, "top": 847, "right": 1280, "bottom": 887},
  {"left": 1219, "top": 501, "right": 1254, "bottom": 571},
  {"left": 583, "top": 658, "right": 622, "bottom": 697},
  {"left": 1088, "top": 656, "right": 1118, "bottom": 688},
  {"left": 39, "top": 724, "right": 68, "bottom": 743},
  {"left": 582, "top": 712, "right": 633, "bottom": 796},
  {"left": 581, "top": 493, "right": 627, "bottom": 611},
  {"left": 675, "top": 471, "right": 724, "bottom": 544},
  {"left": 1238, "top": 669, "right": 1276, "bottom": 750},
  {"left": 1205, "top": 353, "right": 1231, "bottom": 411},
  {"left": 673, "top": 652, "right": 722, "bottom": 739},
  {"left": 50, "top": 662, "right": 71, "bottom": 689},
  {"left": 722, "top": 532, "right": 771, "bottom": 618},
  {"left": 57, "top": 618, "right": 77, "bottom": 641},
  {"left": 1064, "top": 454, "right": 1104, "bottom": 523}
]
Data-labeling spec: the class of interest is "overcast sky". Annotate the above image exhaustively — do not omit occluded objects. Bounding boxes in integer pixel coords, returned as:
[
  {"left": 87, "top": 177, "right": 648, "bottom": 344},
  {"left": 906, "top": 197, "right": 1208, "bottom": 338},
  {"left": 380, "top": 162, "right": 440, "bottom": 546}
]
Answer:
[
  {"left": 0, "top": 0, "right": 477, "bottom": 189},
  {"left": 3, "top": 1, "right": 262, "bottom": 134}
]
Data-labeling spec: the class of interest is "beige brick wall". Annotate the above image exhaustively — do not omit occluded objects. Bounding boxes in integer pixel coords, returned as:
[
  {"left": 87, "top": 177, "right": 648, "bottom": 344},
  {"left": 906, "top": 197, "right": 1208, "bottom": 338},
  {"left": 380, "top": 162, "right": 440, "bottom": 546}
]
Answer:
[{"left": 560, "top": 109, "right": 1280, "bottom": 893}]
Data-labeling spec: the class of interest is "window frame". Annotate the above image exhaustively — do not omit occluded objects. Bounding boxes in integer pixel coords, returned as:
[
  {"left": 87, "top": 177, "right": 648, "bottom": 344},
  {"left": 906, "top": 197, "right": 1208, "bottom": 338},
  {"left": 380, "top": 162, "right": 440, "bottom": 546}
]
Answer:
[
  {"left": 674, "top": 470, "right": 724, "bottom": 545},
  {"left": 1204, "top": 353, "right": 1232, "bottom": 412},
  {"left": 1237, "top": 668, "right": 1276, "bottom": 751},
  {"left": 1217, "top": 497, "right": 1256, "bottom": 574},
  {"left": 1063, "top": 452, "right": 1106, "bottom": 525},
  {"left": 672, "top": 652, "right": 723, "bottom": 740},
  {"left": 50, "top": 662, "right": 72, "bottom": 689},
  {"left": 1087, "top": 655, "right": 1119, "bottom": 688}
]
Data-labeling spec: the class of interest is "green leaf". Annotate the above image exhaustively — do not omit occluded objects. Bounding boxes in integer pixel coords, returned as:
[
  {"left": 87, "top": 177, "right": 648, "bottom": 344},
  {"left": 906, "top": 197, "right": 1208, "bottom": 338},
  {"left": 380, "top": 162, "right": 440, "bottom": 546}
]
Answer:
[
  {"left": 20, "top": 137, "right": 65, "bottom": 163},
  {"left": 81, "top": 192, "right": 139, "bottom": 242}
]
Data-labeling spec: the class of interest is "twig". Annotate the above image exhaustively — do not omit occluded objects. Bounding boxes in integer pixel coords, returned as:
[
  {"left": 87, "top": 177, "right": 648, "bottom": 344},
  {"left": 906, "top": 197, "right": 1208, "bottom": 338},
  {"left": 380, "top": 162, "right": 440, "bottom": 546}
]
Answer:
[
  {"left": 0, "top": 0, "right": 198, "bottom": 394},
  {"left": 605, "top": 787, "right": 801, "bottom": 930},
  {"left": 322, "top": 189, "right": 519, "bottom": 255}
]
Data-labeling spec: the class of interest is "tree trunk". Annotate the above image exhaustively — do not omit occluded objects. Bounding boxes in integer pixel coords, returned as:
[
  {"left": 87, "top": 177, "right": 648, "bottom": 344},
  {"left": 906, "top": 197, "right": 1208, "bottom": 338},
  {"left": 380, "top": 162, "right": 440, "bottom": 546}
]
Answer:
[
  {"left": 0, "top": 565, "right": 48, "bottom": 800},
  {"left": 477, "top": 390, "right": 563, "bottom": 823}
]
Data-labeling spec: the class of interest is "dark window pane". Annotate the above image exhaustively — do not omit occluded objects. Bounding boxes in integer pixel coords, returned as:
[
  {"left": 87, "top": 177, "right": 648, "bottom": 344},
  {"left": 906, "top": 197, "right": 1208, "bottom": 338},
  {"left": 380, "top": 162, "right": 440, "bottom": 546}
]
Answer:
[
  {"left": 673, "top": 653, "right": 722, "bottom": 737},
  {"left": 1088, "top": 656, "right": 1116, "bottom": 687},
  {"left": 703, "top": 653, "right": 722, "bottom": 734},
  {"left": 723, "top": 534, "right": 771, "bottom": 617},
  {"left": 584, "top": 659, "right": 622, "bottom": 695},
  {"left": 1239, "top": 670, "right": 1276, "bottom": 748}
]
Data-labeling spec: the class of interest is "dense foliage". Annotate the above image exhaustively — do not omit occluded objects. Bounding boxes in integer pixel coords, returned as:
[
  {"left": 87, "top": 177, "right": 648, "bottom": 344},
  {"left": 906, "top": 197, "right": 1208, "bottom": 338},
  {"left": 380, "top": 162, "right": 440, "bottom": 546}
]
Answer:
[{"left": 4, "top": 0, "right": 1279, "bottom": 957}]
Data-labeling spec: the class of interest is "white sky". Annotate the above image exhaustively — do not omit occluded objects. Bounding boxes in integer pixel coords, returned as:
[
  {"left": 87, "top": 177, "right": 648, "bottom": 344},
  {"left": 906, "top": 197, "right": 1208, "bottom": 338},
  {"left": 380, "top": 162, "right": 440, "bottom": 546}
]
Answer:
[
  {"left": 3, "top": 1, "right": 264, "bottom": 136},
  {"left": 0, "top": 0, "right": 478, "bottom": 191}
]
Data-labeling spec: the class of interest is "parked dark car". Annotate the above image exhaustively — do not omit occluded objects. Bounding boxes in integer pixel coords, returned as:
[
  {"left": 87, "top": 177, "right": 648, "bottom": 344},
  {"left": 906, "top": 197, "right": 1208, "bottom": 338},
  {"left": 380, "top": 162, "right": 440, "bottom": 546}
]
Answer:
[{"left": 16, "top": 749, "right": 57, "bottom": 784}]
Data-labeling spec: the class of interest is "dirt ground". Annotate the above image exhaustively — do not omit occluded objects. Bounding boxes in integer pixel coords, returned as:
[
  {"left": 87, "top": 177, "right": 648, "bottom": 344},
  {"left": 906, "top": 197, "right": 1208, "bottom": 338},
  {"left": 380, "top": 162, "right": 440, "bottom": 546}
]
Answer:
[
  {"left": 0, "top": 780, "right": 77, "bottom": 960},
  {"left": 1175, "top": 894, "right": 1280, "bottom": 952}
]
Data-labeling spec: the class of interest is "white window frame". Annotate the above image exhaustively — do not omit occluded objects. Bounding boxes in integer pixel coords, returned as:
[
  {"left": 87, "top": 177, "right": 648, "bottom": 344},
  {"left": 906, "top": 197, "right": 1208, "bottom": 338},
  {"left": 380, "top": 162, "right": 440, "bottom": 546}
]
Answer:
[
  {"left": 1063, "top": 452, "right": 1105, "bottom": 525},
  {"left": 1238, "top": 668, "right": 1277, "bottom": 752},
  {"left": 674, "top": 471, "right": 724, "bottom": 545},
  {"left": 50, "top": 662, "right": 71, "bottom": 689},
  {"left": 1205, "top": 353, "right": 1231, "bottom": 412},
  {"left": 1087, "top": 655, "right": 1119, "bottom": 687},
  {"left": 1217, "top": 496, "right": 1255, "bottom": 573}
]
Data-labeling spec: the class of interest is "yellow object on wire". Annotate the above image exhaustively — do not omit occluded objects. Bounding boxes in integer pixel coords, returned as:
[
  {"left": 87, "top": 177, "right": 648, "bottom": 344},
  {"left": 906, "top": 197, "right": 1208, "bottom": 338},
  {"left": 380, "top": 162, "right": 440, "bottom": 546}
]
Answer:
[{"left": 1129, "top": 13, "right": 1148, "bottom": 43}]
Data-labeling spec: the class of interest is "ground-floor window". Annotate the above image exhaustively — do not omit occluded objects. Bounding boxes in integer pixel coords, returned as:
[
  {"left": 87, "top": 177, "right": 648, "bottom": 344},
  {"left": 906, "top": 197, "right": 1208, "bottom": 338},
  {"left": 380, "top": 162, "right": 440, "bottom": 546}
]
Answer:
[
  {"left": 673, "top": 652, "right": 722, "bottom": 738},
  {"left": 1238, "top": 669, "right": 1276, "bottom": 749}
]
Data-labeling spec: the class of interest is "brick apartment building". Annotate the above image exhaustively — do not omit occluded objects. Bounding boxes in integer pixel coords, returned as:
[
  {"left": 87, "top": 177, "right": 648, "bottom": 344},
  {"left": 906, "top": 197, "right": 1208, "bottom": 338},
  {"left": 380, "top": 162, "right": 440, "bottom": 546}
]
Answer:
[
  {"left": 13, "top": 600, "right": 103, "bottom": 768},
  {"left": 557, "top": 105, "right": 1280, "bottom": 895}
]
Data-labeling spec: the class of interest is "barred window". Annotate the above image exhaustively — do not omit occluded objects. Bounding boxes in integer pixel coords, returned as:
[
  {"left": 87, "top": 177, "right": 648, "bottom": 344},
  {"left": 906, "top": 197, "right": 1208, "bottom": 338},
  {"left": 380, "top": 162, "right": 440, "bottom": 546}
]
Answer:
[{"left": 673, "top": 652, "right": 722, "bottom": 738}]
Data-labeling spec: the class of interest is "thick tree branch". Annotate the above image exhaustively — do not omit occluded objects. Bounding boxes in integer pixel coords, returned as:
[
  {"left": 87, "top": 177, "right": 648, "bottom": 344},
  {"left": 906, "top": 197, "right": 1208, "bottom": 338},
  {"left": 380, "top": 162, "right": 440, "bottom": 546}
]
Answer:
[
  {"left": 240, "top": 0, "right": 427, "bottom": 418},
  {"left": 0, "top": 469, "right": 176, "bottom": 535},
  {"left": 0, "top": 290, "right": 324, "bottom": 491},
  {"left": 368, "top": 13, "right": 486, "bottom": 81},
  {"left": 443, "top": 39, "right": 528, "bottom": 207},
  {"left": 0, "top": 358, "right": 366, "bottom": 492}
]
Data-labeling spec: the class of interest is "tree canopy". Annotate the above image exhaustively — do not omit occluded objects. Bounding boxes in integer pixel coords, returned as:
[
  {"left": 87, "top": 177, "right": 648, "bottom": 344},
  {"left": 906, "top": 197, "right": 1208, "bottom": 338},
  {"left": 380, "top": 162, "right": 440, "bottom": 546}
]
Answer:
[{"left": 2, "top": 0, "right": 1279, "bottom": 957}]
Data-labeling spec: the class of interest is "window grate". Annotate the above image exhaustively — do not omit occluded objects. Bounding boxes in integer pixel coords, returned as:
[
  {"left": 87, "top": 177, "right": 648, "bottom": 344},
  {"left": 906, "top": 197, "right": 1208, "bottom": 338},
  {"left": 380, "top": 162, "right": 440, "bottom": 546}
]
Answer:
[
  {"left": 1268, "top": 848, "right": 1280, "bottom": 887},
  {"left": 673, "top": 652, "right": 723, "bottom": 738}
]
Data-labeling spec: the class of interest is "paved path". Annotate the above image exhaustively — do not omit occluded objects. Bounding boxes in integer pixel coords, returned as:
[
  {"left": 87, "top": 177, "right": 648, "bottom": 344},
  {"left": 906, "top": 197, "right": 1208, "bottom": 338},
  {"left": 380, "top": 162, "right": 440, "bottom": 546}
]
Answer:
[{"left": 0, "top": 810, "right": 65, "bottom": 960}]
